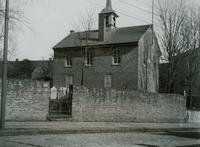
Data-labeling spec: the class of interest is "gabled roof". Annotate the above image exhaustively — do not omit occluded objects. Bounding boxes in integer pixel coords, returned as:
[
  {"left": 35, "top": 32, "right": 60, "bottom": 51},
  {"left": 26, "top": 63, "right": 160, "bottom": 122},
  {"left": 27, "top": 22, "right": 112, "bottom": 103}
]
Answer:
[{"left": 53, "top": 25, "right": 151, "bottom": 49}]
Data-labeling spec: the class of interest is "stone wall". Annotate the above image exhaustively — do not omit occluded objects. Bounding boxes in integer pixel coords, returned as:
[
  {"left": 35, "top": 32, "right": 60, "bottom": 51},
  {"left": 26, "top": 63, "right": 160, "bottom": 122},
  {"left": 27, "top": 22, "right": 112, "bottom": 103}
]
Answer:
[
  {"left": 72, "top": 87, "right": 187, "bottom": 123},
  {"left": 187, "top": 110, "right": 200, "bottom": 123},
  {"left": 0, "top": 79, "right": 50, "bottom": 121}
]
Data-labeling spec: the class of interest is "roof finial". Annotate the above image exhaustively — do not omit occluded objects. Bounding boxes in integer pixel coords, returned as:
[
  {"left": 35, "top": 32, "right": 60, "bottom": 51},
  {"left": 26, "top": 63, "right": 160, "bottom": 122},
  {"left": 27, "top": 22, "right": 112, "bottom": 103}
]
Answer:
[
  {"left": 100, "top": 0, "right": 118, "bottom": 17},
  {"left": 106, "top": 0, "right": 112, "bottom": 9}
]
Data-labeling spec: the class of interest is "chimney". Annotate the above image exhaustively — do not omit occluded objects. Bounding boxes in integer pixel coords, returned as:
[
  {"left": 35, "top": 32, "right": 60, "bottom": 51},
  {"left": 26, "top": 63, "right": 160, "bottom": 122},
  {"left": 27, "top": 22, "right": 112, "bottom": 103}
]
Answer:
[
  {"left": 70, "top": 30, "right": 75, "bottom": 34},
  {"left": 98, "top": 13, "right": 105, "bottom": 41}
]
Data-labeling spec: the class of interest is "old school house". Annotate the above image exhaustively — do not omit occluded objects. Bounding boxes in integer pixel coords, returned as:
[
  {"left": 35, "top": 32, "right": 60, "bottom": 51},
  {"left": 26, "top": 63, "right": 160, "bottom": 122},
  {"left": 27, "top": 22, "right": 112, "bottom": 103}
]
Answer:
[{"left": 53, "top": 0, "right": 160, "bottom": 93}]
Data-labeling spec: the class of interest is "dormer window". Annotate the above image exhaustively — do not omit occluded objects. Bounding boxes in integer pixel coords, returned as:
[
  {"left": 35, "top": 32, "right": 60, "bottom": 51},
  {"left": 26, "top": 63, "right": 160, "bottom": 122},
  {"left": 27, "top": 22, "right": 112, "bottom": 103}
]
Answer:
[
  {"left": 65, "top": 51, "right": 72, "bottom": 67},
  {"left": 113, "top": 49, "right": 121, "bottom": 65}
]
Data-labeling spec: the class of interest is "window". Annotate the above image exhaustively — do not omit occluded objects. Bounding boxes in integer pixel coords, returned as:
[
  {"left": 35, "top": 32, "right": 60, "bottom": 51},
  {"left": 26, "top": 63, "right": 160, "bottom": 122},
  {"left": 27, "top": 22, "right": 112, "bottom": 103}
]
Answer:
[
  {"left": 104, "top": 75, "right": 112, "bottom": 89},
  {"left": 113, "top": 49, "right": 121, "bottom": 65},
  {"left": 85, "top": 51, "right": 94, "bottom": 66},
  {"left": 65, "top": 51, "right": 72, "bottom": 67}
]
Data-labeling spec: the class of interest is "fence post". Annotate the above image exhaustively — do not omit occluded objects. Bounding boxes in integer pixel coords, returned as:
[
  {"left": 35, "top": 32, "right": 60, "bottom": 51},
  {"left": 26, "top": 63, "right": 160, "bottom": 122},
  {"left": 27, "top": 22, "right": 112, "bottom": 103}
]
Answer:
[{"left": 69, "top": 85, "right": 73, "bottom": 116}]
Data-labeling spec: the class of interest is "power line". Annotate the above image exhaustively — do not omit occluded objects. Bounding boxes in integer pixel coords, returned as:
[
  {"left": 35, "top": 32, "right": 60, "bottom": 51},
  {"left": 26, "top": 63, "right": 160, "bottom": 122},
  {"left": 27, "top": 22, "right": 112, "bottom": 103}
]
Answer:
[
  {"left": 85, "top": 0, "right": 152, "bottom": 24},
  {"left": 118, "top": 0, "right": 152, "bottom": 14},
  {"left": 118, "top": 0, "right": 159, "bottom": 17},
  {"left": 132, "top": 0, "right": 151, "bottom": 6},
  {"left": 115, "top": 10, "right": 151, "bottom": 24}
]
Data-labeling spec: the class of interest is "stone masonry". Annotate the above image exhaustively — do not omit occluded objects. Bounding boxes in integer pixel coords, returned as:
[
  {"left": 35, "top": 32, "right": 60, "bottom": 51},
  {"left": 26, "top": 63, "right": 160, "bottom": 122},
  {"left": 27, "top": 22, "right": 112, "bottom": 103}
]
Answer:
[
  {"left": 72, "top": 87, "right": 187, "bottom": 123},
  {"left": 0, "top": 79, "right": 50, "bottom": 121}
]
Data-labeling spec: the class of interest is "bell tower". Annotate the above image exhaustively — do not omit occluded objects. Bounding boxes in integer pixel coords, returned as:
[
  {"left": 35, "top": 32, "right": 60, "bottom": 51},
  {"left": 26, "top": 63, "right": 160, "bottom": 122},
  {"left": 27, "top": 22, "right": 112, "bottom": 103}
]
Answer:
[{"left": 98, "top": 0, "right": 119, "bottom": 41}]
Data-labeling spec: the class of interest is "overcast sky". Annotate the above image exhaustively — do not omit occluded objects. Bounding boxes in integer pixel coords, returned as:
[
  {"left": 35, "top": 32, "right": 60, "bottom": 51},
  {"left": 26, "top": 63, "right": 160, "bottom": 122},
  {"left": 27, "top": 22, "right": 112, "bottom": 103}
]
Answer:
[{"left": 9, "top": 0, "right": 200, "bottom": 60}]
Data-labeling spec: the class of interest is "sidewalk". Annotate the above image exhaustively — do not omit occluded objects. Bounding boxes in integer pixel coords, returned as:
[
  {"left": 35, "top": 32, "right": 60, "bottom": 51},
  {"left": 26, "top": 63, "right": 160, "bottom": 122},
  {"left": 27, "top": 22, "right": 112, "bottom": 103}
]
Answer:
[{"left": 0, "top": 121, "right": 200, "bottom": 136}]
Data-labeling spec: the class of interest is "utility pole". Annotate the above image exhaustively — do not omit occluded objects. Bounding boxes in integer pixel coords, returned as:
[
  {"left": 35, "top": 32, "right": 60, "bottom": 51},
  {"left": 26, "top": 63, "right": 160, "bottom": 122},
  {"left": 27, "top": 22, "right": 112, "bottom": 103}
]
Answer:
[
  {"left": 152, "top": 0, "right": 154, "bottom": 44},
  {"left": 0, "top": 0, "right": 9, "bottom": 129},
  {"left": 152, "top": 0, "right": 154, "bottom": 27}
]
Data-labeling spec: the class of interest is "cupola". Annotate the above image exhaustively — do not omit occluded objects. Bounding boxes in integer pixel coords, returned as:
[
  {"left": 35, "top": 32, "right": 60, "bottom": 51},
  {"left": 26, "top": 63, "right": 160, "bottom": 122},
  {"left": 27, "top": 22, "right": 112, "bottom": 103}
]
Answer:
[{"left": 98, "top": 0, "right": 119, "bottom": 41}]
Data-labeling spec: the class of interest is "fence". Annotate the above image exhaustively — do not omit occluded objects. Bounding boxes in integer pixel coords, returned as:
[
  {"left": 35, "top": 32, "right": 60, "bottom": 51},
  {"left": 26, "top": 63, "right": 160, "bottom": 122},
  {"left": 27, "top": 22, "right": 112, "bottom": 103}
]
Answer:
[{"left": 48, "top": 85, "right": 73, "bottom": 117}]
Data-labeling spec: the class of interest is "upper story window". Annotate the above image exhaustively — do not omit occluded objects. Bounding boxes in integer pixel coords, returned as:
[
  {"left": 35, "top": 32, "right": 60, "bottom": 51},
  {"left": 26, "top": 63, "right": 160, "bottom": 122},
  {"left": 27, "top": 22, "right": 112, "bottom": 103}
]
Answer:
[
  {"left": 85, "top": 50, "right": 94, "bottom": 66},
  {"left": 113, "top": 49, "right": 121, "bottom": 65},
  {"left": 64, "top": 51, "right": 72, "bottom": 67}
]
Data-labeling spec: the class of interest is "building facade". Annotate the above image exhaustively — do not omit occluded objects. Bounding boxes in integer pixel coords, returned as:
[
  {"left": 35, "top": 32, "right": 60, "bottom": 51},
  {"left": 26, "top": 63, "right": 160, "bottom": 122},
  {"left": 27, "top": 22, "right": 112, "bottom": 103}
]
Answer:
[{"left": 53, "top": 0, "right": 160, "bottom": 93}]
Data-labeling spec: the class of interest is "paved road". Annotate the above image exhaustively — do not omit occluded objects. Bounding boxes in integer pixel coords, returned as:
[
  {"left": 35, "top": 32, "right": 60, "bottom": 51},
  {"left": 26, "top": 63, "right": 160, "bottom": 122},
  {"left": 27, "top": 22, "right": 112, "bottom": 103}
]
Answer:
[{"left": 0, "top": 131, "right": 200, "bottom": 147}]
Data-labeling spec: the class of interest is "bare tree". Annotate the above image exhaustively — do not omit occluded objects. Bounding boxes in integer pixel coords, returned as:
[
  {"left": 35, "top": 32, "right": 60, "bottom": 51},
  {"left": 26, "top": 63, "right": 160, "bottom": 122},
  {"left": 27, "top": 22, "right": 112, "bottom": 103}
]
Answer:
[
  {"left": 72, "top": 9, "right": 96, "bottom": 86},
  {"left": 0, "top": 0, "right": 30, "bottom": 60},
  {"left": 157, "top": 0, "right": 187, "bottom": 93},
  {"left": 157, "top": 0, "right": 200, "bottom": 95},
  {"left": 181, "top": 7, "right": 200, "bottom": 100}
]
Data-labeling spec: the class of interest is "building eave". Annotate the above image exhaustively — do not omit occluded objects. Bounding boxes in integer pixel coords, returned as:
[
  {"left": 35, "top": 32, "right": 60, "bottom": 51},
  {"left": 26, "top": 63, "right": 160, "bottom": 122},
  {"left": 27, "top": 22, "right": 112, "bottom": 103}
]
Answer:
[{"left": 53, "top": 42, "right": 139, "bottom": 50}]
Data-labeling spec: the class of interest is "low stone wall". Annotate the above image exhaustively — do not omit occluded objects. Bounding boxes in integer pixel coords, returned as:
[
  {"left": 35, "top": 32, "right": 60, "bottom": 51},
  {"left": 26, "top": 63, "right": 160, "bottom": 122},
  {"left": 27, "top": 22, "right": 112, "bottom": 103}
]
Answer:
[
  {"left": 72, "top": 87, "right": 187, "bottom": 123},
  {"left": 187, "top": 110, "right": 200, "bottom": 123},
  {"left": 0, "top": 79, "right": 50, "bottom": 121}
]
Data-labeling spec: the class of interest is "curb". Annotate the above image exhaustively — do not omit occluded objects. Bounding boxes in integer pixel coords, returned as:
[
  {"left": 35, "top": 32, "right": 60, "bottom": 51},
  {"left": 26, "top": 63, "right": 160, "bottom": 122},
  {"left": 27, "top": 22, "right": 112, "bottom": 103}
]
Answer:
[{"left": 0, "top": 127, "right": 199, "bottom": 137}]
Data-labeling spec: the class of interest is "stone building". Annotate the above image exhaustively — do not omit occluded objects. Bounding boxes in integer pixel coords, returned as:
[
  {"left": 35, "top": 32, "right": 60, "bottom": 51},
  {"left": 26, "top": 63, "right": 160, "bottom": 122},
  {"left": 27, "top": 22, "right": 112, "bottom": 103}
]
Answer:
[{"left": 53, "top": 0, "right": 160, "bottom": 93}]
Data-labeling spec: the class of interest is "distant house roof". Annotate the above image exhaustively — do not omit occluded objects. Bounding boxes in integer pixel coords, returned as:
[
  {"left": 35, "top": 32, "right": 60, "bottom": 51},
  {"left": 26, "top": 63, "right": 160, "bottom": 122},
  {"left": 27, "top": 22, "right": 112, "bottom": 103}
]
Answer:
[{"left": 53, "top": 25, "right": 151, "bottom": 49}]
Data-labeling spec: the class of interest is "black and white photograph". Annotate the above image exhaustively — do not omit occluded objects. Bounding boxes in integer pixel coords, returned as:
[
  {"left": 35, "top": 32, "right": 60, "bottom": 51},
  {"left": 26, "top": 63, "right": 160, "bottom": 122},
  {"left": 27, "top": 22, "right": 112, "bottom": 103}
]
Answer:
[{"left": 0, "top": 0, "right": 200, "bottom": 146}]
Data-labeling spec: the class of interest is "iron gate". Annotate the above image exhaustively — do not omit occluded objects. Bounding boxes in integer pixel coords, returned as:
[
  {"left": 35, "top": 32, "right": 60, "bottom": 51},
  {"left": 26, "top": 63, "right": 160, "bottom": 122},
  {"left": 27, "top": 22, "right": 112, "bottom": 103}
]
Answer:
[{"left": 49, "top": 85, "right": 73, "bottom": 116}]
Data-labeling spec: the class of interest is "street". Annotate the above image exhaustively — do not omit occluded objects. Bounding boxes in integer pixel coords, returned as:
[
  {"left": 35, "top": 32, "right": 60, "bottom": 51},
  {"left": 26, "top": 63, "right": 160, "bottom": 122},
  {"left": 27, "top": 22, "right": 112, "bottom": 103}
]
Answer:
[{"left": 0, "top": 131, "right": 200, "bottom": 147}]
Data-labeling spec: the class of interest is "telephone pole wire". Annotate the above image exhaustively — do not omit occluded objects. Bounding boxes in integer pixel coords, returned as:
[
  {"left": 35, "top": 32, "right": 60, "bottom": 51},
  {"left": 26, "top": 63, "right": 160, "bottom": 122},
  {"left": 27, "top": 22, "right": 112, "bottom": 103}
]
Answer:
[{"left": 0, "top": 0, "right": 9, "bottom": 129}]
